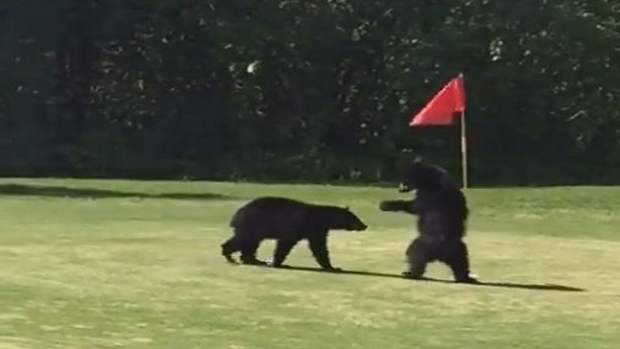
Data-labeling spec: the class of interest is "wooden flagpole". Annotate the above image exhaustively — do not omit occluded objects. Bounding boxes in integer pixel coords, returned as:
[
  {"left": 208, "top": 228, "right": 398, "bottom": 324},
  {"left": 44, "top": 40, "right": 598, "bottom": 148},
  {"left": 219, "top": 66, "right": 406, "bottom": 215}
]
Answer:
[
  {"left": 459, "top": 73, "right": 468, "bottom": 189},
  {"left": 460, "top": 109, "right": 468, "bottom": 189}
]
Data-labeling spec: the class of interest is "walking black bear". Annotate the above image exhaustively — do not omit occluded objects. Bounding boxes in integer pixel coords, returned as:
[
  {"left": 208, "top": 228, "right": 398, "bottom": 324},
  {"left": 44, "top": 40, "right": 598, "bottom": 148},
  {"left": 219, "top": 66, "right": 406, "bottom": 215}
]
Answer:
[
  {"left": 379, "top": 160, "right": 478, "bottom": 283},
  {"left": 221, "top": 196, "right": 368, "bottom": 271}
]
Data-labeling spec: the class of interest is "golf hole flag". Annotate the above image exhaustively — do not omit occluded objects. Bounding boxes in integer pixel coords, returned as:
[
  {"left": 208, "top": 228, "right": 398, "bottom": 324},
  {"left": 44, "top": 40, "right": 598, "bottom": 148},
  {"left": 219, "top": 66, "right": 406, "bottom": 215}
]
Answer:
[
  {"left": 409, "top": 74, "right": 465, "bottom": 126},
  {"left": 409, "top": 74, "right": 470, "bottom": 188}
]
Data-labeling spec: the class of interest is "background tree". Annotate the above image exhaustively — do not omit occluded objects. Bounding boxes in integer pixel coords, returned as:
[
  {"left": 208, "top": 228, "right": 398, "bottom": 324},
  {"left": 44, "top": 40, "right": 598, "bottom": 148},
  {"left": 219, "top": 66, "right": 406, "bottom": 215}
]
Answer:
[{"left": 0, "top": 0, "right": 618, "bottom": 185}]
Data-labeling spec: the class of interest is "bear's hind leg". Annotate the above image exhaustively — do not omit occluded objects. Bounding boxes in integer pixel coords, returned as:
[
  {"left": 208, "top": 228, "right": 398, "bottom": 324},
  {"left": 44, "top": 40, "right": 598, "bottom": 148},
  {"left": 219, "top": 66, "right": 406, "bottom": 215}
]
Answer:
[
  {"left": 221, "top": 236, "right": 243, "bottom": 263},
  {"left": 442, "top": 241, "right": 478, "bottom": 284},
  {"left": 239, "top": 237, "right": 266, "bottom": 265},
  {"left": 403, "top": 238, "right": 432, "bottom": 279},
  {"left": 308, "top": 232, "right": 340, "bottom": 272}
]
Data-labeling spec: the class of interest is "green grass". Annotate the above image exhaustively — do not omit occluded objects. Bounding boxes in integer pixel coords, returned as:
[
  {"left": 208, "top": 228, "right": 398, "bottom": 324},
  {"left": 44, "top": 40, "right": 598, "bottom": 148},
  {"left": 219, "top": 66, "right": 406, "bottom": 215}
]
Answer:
[{"left": 1, "top": 178, "right": 620, "bottom": 349}]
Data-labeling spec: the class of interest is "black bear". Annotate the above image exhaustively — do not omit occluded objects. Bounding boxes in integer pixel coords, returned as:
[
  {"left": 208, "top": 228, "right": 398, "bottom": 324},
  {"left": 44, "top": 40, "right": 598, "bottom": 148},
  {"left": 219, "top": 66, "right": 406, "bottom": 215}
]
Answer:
[
  {"left": 221, "top": 196, "right": 368, "bottom": 271},
  {"left": 379, "top": 160, "right": 478, "bottom": 283}
]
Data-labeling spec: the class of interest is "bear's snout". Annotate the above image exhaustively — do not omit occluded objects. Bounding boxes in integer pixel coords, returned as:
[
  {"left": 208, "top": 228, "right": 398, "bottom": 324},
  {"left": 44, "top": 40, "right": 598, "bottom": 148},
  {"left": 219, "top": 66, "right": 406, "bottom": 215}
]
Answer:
[{"left": 353, "top": 222, "right": 368, "bottom": 231}]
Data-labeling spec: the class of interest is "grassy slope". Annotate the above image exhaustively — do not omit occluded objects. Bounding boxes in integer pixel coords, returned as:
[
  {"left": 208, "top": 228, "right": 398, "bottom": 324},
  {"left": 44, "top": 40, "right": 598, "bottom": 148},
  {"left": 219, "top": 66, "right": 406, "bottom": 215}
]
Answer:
[{"left": 1, "top": 179, "right": 620, "bottom": 349}]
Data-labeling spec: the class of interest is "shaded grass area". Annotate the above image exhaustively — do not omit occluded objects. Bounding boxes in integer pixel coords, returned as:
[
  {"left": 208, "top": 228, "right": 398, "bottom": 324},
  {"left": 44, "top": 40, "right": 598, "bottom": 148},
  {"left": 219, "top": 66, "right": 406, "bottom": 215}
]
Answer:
[
  {"left": 0, "top": 183, "right": 235, "bottom": 201},
  {"left": 1, "top": 178, "right": 620, "bottom": 348}
]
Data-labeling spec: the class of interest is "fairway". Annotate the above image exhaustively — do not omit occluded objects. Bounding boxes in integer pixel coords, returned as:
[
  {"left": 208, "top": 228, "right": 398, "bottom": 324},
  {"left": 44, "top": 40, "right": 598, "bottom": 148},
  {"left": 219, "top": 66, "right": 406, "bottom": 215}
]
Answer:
[{"left": 2, "top": 179, "right": 620, "bottom": 349}]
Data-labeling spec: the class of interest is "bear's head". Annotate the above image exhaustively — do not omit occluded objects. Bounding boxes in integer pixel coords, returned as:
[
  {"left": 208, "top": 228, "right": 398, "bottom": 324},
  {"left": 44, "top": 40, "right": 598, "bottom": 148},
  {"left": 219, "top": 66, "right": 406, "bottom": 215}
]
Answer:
[
  {"left": 398, "top": 159, "right": 457, "bottom": 192},
  {"left": 322, "top": 206, "right": 368, "bottom": 232}
]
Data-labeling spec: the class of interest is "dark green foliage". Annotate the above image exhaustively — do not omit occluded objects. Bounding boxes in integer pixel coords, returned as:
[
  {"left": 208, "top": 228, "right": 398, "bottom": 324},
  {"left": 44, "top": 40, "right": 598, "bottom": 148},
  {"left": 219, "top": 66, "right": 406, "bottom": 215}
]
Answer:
[{"left": 0, "top": 0, "right": 618, "bottom": 185}]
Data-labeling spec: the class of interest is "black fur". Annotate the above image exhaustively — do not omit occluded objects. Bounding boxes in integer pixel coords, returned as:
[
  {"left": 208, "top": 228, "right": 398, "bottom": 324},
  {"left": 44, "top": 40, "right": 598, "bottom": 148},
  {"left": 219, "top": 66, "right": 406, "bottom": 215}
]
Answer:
[
  {"left": 221, "top": 196, "right": 367, "bottom": 271},
  {"left": 379, "top": 160, "right": 477, "bottom": 283}
]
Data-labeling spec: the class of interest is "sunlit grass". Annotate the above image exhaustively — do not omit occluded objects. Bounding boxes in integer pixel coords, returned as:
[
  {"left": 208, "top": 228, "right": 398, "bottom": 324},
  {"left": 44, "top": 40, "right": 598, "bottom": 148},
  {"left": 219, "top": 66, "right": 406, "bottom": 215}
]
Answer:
[{"left": 1, "top": 179, "right": 620, "bottom": 348}]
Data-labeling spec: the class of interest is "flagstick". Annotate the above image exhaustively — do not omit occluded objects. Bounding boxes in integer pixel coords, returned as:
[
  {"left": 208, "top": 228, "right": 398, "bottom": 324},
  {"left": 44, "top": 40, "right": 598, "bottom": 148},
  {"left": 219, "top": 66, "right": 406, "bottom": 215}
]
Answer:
[{"left": 460, "top": 110, "right": 468, "bottom": 189}]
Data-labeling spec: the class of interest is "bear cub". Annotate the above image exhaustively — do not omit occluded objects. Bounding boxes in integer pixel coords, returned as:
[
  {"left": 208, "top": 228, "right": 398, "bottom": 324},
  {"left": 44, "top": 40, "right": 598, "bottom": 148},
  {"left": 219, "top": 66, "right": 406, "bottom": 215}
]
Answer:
[
  {"left": 379, "top": 160, "right": 478, "bottom": 283},
  {"left": 221, "top": 196, "right": 368, "bottom": 271}
]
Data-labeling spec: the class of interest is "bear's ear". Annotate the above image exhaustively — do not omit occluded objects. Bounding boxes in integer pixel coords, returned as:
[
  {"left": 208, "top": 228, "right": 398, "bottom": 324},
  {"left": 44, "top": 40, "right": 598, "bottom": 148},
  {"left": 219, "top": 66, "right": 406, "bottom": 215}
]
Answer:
[{"left": 344, "top": 206, "right": 350, "bottom": 211}]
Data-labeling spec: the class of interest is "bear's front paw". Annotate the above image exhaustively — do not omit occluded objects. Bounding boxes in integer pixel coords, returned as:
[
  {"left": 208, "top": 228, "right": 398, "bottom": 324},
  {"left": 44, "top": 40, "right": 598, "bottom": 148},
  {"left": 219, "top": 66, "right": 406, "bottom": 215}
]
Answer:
[
  {"left": 456, "top": 276, "right": 480, "bottom": 284},
  {"left": 324, "top": 266, "right": 343, "bottom": 273},
  {"left": 454, "top": 272, "right": 480, "bottom": 284},
  {"left": 401, "top": 271, "right": 423, "bottom": 280},
  {"left": 265, "top": 260, "right": 290, "bottom": 269},
  {"left": 241, "top": 258, "right": 267, "bottom": 266}
]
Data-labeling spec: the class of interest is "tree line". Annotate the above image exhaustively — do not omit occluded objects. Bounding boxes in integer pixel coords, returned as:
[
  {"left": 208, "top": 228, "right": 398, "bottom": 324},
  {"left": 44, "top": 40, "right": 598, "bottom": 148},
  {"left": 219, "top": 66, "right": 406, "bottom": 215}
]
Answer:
[{"left": 1, "top": 0, "right": 618, "bottom": 185}]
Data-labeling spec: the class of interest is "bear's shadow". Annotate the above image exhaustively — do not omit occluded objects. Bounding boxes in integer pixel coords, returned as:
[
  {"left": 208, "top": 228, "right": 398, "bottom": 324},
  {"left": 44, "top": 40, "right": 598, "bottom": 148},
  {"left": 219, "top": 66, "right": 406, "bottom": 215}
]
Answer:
[{"left": 269, "top": 265, "right": 586, "bottom": 293}]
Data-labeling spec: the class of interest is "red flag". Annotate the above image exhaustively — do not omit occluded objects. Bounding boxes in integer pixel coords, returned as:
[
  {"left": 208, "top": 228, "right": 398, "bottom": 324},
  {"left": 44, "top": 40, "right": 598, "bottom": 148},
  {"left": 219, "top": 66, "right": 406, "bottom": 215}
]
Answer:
[{"left": 409, "top": 75, "right": 466, "bottom": 127}]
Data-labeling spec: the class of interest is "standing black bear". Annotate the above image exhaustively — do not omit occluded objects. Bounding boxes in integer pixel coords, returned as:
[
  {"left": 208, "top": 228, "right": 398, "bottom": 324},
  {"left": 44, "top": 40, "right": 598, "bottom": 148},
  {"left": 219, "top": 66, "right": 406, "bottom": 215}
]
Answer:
[
  {"left": 379, "top": 160, "right": 478, "bottom": 283},
  {"left": 221, "top": 196, "right": 368, "bottom": 271}
]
